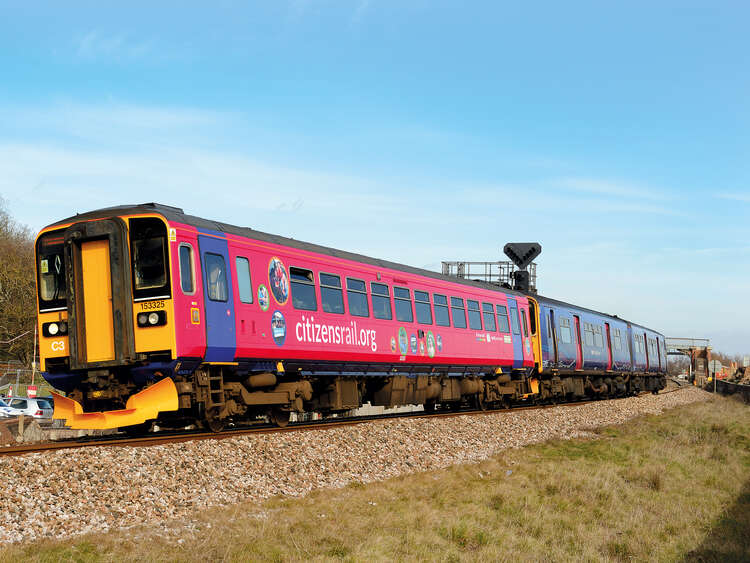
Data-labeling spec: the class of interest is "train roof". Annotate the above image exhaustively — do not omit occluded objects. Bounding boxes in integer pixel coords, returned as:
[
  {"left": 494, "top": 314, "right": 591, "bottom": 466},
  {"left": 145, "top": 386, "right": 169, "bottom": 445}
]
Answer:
[{"left": 46, "top": 203, "right": 661, "bottom": 335}]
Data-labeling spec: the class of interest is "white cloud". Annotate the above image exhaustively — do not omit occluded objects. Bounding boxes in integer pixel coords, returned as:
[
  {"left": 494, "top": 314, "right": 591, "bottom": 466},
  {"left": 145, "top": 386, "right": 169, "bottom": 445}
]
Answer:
[
  {"left": 715, "top": 192, "right": 750, "bottom": 203},
  {"left": 74, "top": 30, "right": 155, "bottom": 61}
]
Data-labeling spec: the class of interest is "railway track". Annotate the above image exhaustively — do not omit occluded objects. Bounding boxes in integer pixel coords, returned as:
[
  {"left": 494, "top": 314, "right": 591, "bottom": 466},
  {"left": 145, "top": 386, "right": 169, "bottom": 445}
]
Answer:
[{"left": 0, "top": 387, "right": 686, "bottom": 458}]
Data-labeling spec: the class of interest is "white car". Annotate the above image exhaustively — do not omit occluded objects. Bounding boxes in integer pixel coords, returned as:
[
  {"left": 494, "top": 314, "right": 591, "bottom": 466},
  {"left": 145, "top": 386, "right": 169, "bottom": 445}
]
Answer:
[
  {"left": 1, "top": 397, "right": 54, "bottom": 420},
  {"left": 0, "top": 397, "right": 12, "bottom": 417}
]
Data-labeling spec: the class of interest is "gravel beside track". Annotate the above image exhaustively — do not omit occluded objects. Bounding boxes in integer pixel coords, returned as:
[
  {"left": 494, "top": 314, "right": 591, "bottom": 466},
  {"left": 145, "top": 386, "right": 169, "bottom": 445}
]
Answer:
[{"left": 0, "top": 387, "right": 708, "bottom": 544}]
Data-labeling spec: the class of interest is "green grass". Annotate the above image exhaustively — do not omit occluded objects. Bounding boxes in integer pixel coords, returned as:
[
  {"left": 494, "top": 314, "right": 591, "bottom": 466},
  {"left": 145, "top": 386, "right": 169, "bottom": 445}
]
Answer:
[{"left": 2, "top": 395, "right": 749, "bottom": 562}]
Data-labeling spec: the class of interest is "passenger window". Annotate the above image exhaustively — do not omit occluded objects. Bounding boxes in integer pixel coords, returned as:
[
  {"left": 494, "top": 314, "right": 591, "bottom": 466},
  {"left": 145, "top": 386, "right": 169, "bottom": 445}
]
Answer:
[
  {"left": 521, "top": 309, "right": 528, "bottom": 337},
  {"left": 394, "top": 286, "right": 413, "bottom": 323},
  {"left": 482, "top": 303, "right": 497, "bottom": 331},
  {"left": 235, "top": 256, "right": 253, "bottom": 304},
  {"left": 559, "top": 318, "right": 572, "bottom": 344},
  {"left": 179, "top": 244, "right": 195, "bottom": 294},
  {"left": 467, "top": 300, "right": 482, "bottom": 330},
  {"left": 371, "top": 282, "right": 392, "bottom": 320},
  {"left": 451, "top": 297, "right": 467, "bottom": 329},
  {"left": 594, "top": 326, "right": 603, "bottom": 348},
  {"left": 509, "top": 305, "right": 521, "bottom": 335},
  {"left": 414, "top": 290, "right": 432, "bottom": 325},
  {"left": 204, "top": 253, "right": 228, "bottom": 302},
  {"left": 346, "top": 278, "right": 369, "bottom": 317},
  {"left": 496, "top": 305, "right": 510, "bottom": 333},
  {"left": 320, "top": 273, "right": 344, "bottom": 314},
  {"left": 290, "top": 267, "right": 317, "bottom": 311},
  {"left": 433, "top": 294, "right": 450, "bottom": 326}
]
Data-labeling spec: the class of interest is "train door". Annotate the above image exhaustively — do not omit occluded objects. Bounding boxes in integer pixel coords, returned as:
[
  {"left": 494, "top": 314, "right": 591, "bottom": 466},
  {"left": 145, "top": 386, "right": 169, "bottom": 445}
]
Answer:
[
  {"left": 573, "top": 315, "right": 583, "bottom": 369},
  {"left": 605, "top": 322, "right": 613, "bottom": 370},
  {"left": 656, "top": 337, "right": 663, "bottom": 372},
  {"left": 549, "top": 309, "right": 558, "bottom": 365},
  {"left": 643, "top": 331, "right": 649, "bottom": 371},
  {"left": 198, "top": 232, "right": 236, "bottom": 362},
  {"left": 507, "top": 298, "right": 523, "bottom": 369}
]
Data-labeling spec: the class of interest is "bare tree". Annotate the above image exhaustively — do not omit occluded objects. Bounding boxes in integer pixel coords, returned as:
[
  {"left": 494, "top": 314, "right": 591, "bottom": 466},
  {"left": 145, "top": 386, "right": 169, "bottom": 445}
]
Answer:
[{"left": 0, "top": 196, "right": 36, "bottom": 365}]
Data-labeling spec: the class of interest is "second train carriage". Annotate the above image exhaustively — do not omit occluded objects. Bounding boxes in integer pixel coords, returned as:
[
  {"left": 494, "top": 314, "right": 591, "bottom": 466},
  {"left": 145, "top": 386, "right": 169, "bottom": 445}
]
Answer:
[{"left": 35, "top": 203, "right": 666, "bottom": 430}]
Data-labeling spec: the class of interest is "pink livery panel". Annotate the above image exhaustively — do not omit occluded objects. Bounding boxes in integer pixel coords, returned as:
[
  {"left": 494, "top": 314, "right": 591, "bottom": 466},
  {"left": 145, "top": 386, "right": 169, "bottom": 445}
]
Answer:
[{"left": 171, "top": 221, "right": 533, "bottom": 369}]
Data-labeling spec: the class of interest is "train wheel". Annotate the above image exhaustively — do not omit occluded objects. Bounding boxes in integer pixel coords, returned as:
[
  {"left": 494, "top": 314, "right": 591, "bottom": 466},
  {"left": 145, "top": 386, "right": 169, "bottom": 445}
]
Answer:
[
  {"left": 475, "top": 395, "right": 488, "bottom": 411},
  {"left": 206, "top": 408, "right": 225, "bottom": 433},
  {"left": 270, "top": 407, "right": 290, "bottom": 428},
  {"left": 424, "top": 401, "right": 436, "bottom": 413}
]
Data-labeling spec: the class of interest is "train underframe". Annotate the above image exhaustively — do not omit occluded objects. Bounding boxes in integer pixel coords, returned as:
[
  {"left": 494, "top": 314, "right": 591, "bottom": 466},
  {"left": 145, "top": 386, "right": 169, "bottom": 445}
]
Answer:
[{"left": 54, "top": 362, "right": 668, "bottom": 432}]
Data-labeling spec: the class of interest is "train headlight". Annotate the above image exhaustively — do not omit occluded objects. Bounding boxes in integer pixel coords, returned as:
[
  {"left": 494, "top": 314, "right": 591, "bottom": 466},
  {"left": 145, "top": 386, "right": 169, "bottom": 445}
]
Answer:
[
  {"left": 58, "top": 322, "right": 67, "bottom": 334},
  {"left": 48, "top": 323, "right": 59, "bottom": 336},
  {"left": 137, "top": 310, "right": 166, "bottom": 327}
]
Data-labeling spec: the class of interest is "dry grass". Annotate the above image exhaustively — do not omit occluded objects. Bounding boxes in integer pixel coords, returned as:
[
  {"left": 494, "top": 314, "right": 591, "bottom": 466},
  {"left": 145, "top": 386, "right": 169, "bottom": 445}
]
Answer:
[{"left": 2, "top": 395, "right": 749, "bottom": 562}]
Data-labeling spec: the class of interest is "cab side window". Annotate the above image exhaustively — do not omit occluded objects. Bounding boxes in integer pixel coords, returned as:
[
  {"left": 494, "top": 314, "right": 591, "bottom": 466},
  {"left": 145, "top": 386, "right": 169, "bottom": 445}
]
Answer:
[{"left": 179, "top": 244, "right": 195, "bottom": 294}]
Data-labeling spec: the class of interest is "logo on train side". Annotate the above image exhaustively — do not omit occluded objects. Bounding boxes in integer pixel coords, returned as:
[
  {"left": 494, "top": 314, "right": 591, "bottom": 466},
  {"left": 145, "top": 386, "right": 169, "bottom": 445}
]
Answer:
[
  {"left": 426, "top": 331, "right": 436, "bottom": 358},
  {"left": 398, "top": 327, "right": 408, "bottom": 355},
  {"left": 268, "top": 257, "right": 289, "bottom": 305},
  {"left": 271, "top": 310, "right": 286, "bottom": 346},
  {"left": 257, "top": 284, "right": 270, "bottom": 311}
]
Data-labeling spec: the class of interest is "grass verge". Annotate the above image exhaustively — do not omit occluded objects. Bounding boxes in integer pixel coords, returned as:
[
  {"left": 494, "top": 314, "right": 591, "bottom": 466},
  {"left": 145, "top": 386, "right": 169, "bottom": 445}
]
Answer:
[{"left": 2, "top": 394, "right": 749, "bottom": 562}]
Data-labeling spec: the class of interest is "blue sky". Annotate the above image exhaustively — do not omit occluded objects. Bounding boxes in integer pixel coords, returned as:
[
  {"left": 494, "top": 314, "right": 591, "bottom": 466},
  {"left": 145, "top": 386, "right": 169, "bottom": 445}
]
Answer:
[{"left": 1, "top": 1, "right": 748, "bottom": 355}]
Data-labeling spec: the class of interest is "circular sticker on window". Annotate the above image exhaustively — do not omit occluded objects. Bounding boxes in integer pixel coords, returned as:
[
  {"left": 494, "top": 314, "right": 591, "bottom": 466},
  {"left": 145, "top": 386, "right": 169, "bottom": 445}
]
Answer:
[
  {"left": 271, "top": 310, "right": 286, "bottom": 346},
  {"left": 268, "top": 257, "right": 289, "bottom": 305},
  {"left": 426, "top": 331, "right": 436, "bottom": 358},
  {"left": 257, "top": 284, "right": 270, "bottom": 312},
  {"left": 390, "top": 336, "right": 397, "bottom": 353},
  {"left": 410, "top": 334, "right": 417, "bottom": 354},
  {"left": 398, "top": 327, "right": 408, "bottom": 355}
]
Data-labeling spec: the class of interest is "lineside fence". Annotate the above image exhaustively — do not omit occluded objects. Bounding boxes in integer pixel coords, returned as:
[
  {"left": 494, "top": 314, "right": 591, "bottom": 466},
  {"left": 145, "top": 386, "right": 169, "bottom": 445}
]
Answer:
[{"left": 0, "top": 368, "right": 54, "bottom": 399}]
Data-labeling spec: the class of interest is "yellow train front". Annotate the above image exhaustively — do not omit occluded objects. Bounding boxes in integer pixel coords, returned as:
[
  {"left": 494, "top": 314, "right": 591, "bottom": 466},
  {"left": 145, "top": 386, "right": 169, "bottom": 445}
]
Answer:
[{"left": 36, "top": 204, "right": 180, "bottom": 430}]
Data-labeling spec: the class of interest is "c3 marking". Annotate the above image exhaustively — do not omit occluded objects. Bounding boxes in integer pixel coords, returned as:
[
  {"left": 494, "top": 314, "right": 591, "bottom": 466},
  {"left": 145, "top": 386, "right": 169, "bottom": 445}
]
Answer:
[{"left": 51, "top": 340, "right": 66, "bottom": 352}]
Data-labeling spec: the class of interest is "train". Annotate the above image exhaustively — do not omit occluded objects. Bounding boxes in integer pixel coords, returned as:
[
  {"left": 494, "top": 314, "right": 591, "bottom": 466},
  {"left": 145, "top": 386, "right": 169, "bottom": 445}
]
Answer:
[{"left": 35, "top": 203, "right": 667, "bottom": 431}]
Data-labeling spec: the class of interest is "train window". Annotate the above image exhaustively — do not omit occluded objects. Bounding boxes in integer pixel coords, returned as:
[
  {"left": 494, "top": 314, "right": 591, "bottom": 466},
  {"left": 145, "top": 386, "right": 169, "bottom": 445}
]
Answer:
[
  {"left": 521, "top": 309, "right": 528, "bottom": 337},
  {"left": 290, "top": 267, "right": 317, "bottom": 311},
  {"left": 371, "top": 282, "right": 392, "bottom": 320},
  {"left": 433, "top": 294, "right": 450, "bottom": 326},
  {"left": 613, "top": 328, "right": 622, "bottom": 351},
  {"left": 584, "top": 323, "right": 594, "bottom": 346},
  {"left": 547, "top": 312, "right": 553, "bottom": 340},
  {"left": 204, "top": 253, "right": 228, "bottom": 302},
  {"left": 235, "top": 256, "right": 253, "bottom": 304},
  {"left": 450, "top": 297, "right": 467, "bottom": 329},
  {"left": 482, "top": 303, "right": 497, "bottom": 331},
  {"left": 130, "top": 217, "right": 171, "bottom": 300},
  {"left": 510, "top": 305, "right": 521, "bottom": 335},
  {"left": 594, "top": 326, "right": 603, "bottom": 348},
  {"left": 414, "top": 291, "right": 432, "bottom": 325},
  {"left": 496, "top": 305, "right": 510, "bottom": 333},
  {"left": 179, "top": 245, "right": 195, "bottom": 294},
  {"left": 346, "top": 278, "right": 369, "bottom": 317},
  {"left": 37, "top": 231, "right": 67, "bottom": 310},
  {"left": 394, "top": 286, "right": 414, "bottom": 323},
  {"left": 559, "top": 318, "right": 572, "bottom": 344},
  {"left": 467, "top": 300, "right": 482, "bottom": 330},
  {"left": 320, "top": 273, "right": 344, "bottom": 314}
]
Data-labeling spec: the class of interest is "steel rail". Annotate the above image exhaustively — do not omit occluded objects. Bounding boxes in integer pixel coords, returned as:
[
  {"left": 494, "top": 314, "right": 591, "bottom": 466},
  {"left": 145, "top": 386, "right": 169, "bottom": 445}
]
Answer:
[{"left": 0, "top": 387, "right": 687, "bottom": 458}]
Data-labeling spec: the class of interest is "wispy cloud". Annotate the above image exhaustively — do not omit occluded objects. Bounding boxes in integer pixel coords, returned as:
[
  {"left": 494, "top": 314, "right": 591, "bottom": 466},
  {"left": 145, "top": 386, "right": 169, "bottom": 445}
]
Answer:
[
  {"left": 557, "top": 177, "right": 670, "bottom": 201},
  {"left": 74, "top": 30, "right": 154, "bottom": 61},
  {"left": 715, "top": 192, "right": 750, "bottom": 203}
]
